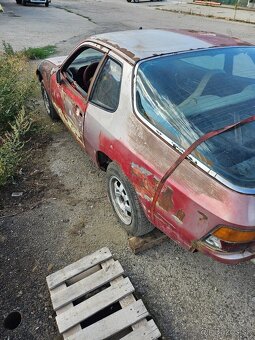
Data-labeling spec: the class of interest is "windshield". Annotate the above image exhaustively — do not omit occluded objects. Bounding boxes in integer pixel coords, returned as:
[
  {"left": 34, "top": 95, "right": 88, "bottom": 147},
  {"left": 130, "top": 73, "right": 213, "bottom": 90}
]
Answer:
[{"left": 135, "top": 47, "right": 255, "bottom": 190}]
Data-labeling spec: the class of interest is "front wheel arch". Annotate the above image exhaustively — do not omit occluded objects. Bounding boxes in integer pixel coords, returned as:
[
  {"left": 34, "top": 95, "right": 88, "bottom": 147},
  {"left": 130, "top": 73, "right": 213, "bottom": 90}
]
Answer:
[
  {"left": 41, "top": 82, "right": 59, "bottom": 120},
  {"left": 36, "top": 70, "right": 43, "bottom": 82}
]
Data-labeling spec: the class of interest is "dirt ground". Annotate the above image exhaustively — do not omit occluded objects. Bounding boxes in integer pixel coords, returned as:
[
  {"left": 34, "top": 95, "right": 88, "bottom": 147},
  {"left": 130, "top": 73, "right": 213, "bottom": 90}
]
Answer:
[
  {"left": 0, "top": 102, "right": 125, "bottom": 339},
  {"left": 1, "top": 97, "right": 255, "bottom": 340}
]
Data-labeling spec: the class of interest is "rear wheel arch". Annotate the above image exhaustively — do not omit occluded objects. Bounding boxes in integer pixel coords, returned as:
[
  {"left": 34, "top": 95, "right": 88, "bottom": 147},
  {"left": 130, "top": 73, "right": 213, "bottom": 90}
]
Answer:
[{"left": 96, "top": 151, "right": 112, "bottom": 171}]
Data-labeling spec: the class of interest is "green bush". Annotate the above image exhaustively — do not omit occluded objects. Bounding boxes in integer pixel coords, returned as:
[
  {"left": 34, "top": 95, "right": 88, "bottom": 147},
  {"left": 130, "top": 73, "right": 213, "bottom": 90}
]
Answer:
[
  {"left": 0, "top": 49, "right": 36, "bottom": 133},
  {"left": 0, "top": 108, "right": 31, "bottom": 186},
  {"left": 0, "top": 42, "right": 37, "bottom": 186}
]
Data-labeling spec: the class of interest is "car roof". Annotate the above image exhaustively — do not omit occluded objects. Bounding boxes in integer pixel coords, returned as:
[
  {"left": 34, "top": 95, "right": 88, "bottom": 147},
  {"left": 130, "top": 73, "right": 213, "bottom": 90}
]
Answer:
[{"left": 89, "top": 29, "right": 249, "bottom": 64}]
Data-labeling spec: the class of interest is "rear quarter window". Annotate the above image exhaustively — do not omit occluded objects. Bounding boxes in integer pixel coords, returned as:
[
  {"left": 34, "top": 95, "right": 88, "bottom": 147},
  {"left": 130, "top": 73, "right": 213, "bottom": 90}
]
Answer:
[{"left": 90, "top": 58, "right": 122, "bottom": 112}]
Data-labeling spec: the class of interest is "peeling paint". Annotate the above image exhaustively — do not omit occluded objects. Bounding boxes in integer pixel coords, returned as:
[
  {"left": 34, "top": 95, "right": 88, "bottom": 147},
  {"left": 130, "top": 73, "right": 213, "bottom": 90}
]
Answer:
[
  {"left": 158, "top": 187, "right": 174, "bottom": 211},
  {"left": 172, "top": 209, "right": 185, "bottom": 224},
  {"left": 198, "top": 211, "right": 208, "bottom": 221},
  {"left": 176, "top": 209, "right": 185, "bottom": 222},
  {"left": 131, "top": 162, "right": 152, "bottom": 176},
  {"left": 131, "top": 163, "right": 175, "bottom": 212}
]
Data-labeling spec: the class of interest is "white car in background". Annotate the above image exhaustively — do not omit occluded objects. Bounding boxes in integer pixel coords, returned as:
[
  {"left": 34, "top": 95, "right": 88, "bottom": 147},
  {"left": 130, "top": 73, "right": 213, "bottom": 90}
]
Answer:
[{"left": 16, "top": 0, "right": 51, "bottom": 7}]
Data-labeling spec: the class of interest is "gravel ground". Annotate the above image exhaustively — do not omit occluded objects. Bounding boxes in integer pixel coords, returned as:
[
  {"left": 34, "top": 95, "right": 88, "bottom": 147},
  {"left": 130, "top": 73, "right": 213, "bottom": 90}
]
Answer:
[{"left": 1, "top": 105, "right": 254, "bottom": 340}]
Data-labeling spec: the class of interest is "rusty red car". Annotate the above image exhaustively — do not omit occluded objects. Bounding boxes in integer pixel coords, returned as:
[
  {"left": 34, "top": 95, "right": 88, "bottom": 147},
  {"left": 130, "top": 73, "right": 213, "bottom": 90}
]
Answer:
[{"left": 37, "top": 29, "right": 255, "bottom": 264}]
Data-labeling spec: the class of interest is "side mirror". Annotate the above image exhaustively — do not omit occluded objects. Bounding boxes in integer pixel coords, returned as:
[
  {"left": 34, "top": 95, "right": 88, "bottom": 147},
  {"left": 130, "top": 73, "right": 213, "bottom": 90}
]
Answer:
[{"left": 56, "top": 69, "right": 63, "bottom": 84}]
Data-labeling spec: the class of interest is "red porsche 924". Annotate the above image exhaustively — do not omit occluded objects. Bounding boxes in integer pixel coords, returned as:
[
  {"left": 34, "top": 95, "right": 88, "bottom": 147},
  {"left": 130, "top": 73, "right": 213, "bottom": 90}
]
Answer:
[{"left": 37, "top": 29, "right": 255, "bottom": 264}]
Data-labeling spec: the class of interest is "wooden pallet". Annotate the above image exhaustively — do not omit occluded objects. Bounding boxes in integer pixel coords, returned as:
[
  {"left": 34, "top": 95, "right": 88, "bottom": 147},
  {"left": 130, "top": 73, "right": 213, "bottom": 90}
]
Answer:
[{"left": 46, "top": 247, "right": 161, "bottom": 340}]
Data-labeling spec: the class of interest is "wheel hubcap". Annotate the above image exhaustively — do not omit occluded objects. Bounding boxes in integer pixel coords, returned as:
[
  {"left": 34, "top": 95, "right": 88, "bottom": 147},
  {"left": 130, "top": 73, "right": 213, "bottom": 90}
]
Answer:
[{"left": 109, "top": 176, "right": 132, "bottom": 225}]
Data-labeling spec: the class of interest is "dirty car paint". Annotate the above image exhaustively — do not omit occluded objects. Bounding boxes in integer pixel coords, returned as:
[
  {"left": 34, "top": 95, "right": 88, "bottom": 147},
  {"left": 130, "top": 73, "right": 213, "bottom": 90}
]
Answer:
[{"left": 37, "top": 29, "right": 255, "bottom": 264}]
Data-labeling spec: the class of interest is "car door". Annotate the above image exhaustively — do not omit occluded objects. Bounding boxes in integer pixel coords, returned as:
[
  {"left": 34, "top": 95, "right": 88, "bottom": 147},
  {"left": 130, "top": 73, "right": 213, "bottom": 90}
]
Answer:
[
  {"left": 51, "top": 45, "right": 106, "bottom": 146},
  {"left": 83, "top": 55, "right": 123, "bottom": 161}
]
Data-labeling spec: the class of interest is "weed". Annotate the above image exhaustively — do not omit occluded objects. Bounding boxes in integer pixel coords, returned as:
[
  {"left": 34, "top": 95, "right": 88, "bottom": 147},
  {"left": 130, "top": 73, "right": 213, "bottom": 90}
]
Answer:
[
  {"left": 0, "top": 52, "right": 36, "bottom": 132},
  {"left": 0, "top": 42, "right": 38, "bottom": 186},
  {"left": 2, "top": 41, "right": 15, "bottom": 56},
  {"left": 0, "top": 108, "right": 31, "bottom": 186}
]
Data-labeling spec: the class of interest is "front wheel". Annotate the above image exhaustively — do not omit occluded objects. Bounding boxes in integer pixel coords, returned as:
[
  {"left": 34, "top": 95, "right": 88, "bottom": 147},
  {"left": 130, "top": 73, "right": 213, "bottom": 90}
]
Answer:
[
  {"left": 22, "top": 0, "right": 26, "bottom": 5},
  {"left": 16, "top": 0, "right": 22, "bottom": 4},
  {"left": 106, "top": 162, "right": 154, "bottom": 236},
  {"left": 41, "top": 82, "right": 59, "bottom": 120},
  {"left": 45, "top": 1, "right": 49, "bottom": 7}
]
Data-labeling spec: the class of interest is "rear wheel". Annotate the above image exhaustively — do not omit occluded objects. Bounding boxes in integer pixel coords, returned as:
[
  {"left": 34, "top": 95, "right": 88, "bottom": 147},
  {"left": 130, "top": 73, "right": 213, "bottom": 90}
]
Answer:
[
  {"left": 22, "top": 0, "right": 26, "bottom": 5},
  {"left": 106, "top": 162, "right": 154, "bottom": 236},
  {"left": 16, "top": 0, "right": 22, "bottom": 4},
  {"left": 41, "top": 82, "right": 59, "bottom": 120},
  {"left": 45, "top": 1, "right": 49, "bottom": 7}
]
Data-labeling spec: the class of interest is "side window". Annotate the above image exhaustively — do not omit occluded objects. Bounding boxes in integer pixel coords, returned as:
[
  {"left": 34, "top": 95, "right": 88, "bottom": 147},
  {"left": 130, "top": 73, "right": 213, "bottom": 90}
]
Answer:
[
  {"left": 64, "top": 47, "right": 104, "bottom": 92},
  {"left": 233, "top": 53, "right": 255, "bottom": 79},
  {"left": 90, "top": 58, "right": 122, "bottom": 111}
]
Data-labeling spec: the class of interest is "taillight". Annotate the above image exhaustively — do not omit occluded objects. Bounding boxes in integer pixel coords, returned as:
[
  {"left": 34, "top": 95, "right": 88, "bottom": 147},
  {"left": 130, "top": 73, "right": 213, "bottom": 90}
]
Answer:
[
  {"left": 213, "top": 226, "right": 255, "bottom": 243},
  {"left": 204, "top": 226, "right": 255, "bottom": 252}
]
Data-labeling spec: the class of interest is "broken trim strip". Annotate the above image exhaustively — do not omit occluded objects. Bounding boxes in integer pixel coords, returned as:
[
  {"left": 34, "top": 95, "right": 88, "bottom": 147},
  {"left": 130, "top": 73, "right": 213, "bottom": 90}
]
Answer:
[{"left": 151, "top": 114, "right": 255, "bottom": 223}]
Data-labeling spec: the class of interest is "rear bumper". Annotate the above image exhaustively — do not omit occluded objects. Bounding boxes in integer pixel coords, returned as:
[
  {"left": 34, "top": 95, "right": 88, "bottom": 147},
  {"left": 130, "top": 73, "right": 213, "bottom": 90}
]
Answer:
[{"left": 196, "top": 241, "right": 255, "bottom": 264}]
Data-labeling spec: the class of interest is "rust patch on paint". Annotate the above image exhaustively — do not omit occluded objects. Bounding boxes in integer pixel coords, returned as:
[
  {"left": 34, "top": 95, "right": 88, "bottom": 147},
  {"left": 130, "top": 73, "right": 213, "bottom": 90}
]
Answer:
[
  {"left": 175, "top": 209, "right": 185, "bottom": 222},
  {"left": 198, "top": 211, "right": 208, "bottom": 221},
  {"left": 97, "top": 39, "right": 140, "bottom": 62},
  {"left": 193, "top": 150, "right": 213, "bottom": 167},
  {"left": 131, "top": 163, "right": 159, "bottom": 195},
  {"left": 131, "top": 163, "right": 174, "bottom": 211},
  {"left": 158, "top": 187, "right": 174, "bottom": 211}
]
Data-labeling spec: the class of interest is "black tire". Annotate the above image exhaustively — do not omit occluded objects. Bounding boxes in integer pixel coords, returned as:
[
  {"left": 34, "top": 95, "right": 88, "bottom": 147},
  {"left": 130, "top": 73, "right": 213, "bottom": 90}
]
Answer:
[
  {"left": 22, "top": 0, "right": 26, "bottom": 6},
  {"left": 41, "top": 82, "right": 59, "bottom": 120},
  {"left": 45, "top": 1, "right": 49, "bottom": 7},
  {"left": 106, "top": 162, "right": 154, "bottom": 236},
  {"left": 16, "top": 0, "right": 22, "bottom": 4},
  {"left": 126, "top": 0, "right": 131, "bottom": 2}
]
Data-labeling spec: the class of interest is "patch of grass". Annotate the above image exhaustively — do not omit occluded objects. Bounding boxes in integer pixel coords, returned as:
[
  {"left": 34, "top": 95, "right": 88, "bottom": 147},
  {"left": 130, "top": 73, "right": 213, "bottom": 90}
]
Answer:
[{"left": 23, "top": 45, "right": 57, "bottom": 60}]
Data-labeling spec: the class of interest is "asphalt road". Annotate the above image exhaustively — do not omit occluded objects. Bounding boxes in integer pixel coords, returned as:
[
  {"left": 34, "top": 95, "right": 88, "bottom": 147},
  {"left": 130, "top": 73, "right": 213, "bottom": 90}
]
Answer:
[
  {"left": 0, "top": 1, "right": 255, "bottom": 340},
  {"left": 1, "top": 0, "right": 255, "bottom": 53}
]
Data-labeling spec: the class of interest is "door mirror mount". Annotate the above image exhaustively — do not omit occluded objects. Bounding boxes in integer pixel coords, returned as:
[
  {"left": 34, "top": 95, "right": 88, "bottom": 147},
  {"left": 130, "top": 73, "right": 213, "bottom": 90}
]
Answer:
[{"left": 56, "top": 69, "right": 63, "bottom": 84}]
